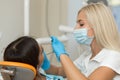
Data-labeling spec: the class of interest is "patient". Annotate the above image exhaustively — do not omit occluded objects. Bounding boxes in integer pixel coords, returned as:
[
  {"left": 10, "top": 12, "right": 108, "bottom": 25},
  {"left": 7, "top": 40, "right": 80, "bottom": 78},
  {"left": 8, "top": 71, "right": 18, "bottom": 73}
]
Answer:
[{"left": 3, "top": 36, "right": 46, "bottom": 80}]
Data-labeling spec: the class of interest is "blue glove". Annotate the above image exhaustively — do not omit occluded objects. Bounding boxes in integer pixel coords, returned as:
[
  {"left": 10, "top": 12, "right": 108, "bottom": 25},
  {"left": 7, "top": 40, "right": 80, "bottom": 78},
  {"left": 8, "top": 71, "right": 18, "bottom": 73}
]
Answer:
[
  {"left": 41, "top": 52, "right": 50, "bottom": 70},
  {"left": 51, "top": 36, "right": 68, "bottom": 61}
]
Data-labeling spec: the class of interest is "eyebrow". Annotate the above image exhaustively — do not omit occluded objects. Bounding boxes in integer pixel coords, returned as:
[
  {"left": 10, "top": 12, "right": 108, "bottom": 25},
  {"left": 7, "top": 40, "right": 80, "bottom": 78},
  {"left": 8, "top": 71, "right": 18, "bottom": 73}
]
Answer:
[{"left": 76, "top": 19, "right": 87, "bottom": 23}]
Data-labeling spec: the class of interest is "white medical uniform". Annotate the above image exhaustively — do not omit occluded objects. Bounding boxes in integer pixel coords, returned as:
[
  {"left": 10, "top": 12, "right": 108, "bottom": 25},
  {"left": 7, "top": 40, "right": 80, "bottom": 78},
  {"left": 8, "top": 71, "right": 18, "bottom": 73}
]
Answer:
[{"left": 74, "top": 48, "right": 120, "bottom": 80}]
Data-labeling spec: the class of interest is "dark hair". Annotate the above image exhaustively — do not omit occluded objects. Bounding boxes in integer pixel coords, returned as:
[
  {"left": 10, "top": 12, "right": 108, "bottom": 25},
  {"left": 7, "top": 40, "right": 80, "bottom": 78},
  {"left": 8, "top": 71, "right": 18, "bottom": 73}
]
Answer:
[
  {"left": 4, "top": 36, "right": 41, "bottom": 69},
  {"left": 87, "top": 0, "right": 108, "bottom": 6}
]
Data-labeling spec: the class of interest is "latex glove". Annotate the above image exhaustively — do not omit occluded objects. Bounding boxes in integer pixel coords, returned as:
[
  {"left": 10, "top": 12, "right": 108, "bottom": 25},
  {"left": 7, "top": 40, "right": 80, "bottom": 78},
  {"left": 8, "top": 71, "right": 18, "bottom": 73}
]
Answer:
[
  {"left": 41, "top": 52, "right": 50, "bottom": 70},
  {"left": 51, "top": 36, "right": 68, "bottom": 61}
]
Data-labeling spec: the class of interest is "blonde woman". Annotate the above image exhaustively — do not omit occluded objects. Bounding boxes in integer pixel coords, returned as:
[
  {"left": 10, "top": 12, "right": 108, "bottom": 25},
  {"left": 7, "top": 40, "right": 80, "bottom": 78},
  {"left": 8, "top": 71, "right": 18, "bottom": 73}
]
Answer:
[{"left": 51, "top": 3, "right": 120, "bottom": 80}]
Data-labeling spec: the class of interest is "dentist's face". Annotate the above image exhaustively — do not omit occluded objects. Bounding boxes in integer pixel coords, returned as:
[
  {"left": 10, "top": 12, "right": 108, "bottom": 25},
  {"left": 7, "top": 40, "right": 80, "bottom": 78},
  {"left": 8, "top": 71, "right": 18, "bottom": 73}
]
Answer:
[{"left": 75, "top": 11, "right": 94, "bottom": 37}]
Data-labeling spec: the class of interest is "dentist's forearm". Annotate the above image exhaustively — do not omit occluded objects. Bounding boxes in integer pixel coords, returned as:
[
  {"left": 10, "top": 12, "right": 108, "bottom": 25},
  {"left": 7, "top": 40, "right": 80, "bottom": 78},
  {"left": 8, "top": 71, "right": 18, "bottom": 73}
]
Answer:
[
  {"left": 60, "top": 54, "right": 88, "bottom": 80},
  {"left": 45, "top": 64, "right": 66, "bottom": 77}
]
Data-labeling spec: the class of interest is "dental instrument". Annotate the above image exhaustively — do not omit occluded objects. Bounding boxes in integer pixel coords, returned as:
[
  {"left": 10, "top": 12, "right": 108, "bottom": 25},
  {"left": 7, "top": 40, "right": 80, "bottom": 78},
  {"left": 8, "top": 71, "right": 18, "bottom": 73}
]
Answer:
[{"left": 36, "top": 35, "right": 68, "bottom": 45}]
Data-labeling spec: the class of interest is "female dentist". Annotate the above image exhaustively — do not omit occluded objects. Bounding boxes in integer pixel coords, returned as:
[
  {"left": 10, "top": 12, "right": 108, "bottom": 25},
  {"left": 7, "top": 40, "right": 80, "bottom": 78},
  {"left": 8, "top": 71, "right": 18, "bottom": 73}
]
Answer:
[{"left": 51, "top": 3, "right": 120, "bottom": 80}]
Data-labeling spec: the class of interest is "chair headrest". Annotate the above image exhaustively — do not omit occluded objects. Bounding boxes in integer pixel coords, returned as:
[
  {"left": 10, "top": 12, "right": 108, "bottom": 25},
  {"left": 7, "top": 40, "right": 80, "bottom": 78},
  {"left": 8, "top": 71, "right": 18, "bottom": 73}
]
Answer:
[{"left": 0, "top": 61, "right": 36, "bottom": 80}]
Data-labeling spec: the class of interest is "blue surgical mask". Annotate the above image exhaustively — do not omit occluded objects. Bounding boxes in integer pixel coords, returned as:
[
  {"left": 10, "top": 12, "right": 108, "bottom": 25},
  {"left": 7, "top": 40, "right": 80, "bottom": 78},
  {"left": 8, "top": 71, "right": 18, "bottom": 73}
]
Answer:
[{"left": 73, "top": 28, "right": 93, "bottom": 45}]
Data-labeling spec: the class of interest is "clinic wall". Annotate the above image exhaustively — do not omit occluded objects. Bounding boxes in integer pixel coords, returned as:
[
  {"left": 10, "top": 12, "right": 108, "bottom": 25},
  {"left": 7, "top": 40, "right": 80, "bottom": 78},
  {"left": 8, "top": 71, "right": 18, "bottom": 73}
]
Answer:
[
  {"left": 0, "top": 0, "right": 24, "bottom": 60},
  {"left": 68, "top": 0, "right": 83, "bottom": 27},
  {"left": 29, "top": 0, "right": 47, "bottom": 37},
  {"left": 29, "top": 0, "right": 68, "bottom": 38}
]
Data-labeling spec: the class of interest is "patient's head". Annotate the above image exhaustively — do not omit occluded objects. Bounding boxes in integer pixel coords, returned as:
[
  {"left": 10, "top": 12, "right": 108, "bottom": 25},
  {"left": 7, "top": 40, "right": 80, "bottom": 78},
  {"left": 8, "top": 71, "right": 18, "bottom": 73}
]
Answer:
[{"left": 4, "top": 36, "right": 43, "bottom": 69}]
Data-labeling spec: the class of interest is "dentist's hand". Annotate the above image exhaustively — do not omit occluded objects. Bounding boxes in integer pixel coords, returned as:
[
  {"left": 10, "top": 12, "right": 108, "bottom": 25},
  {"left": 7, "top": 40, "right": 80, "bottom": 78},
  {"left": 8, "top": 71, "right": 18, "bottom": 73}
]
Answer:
[
  {"left": 41, "top": 52, "right": 50, "bottom": 70},
  {"left": 51, "top": 36, "right": 68, "bottom": 61}
]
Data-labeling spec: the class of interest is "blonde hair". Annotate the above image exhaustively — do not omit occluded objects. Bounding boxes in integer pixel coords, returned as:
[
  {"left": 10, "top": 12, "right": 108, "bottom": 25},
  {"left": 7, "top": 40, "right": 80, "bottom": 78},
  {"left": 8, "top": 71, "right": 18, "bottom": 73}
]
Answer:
[{"left": 79, "top": 3, "right": 120, "bottom": 52}]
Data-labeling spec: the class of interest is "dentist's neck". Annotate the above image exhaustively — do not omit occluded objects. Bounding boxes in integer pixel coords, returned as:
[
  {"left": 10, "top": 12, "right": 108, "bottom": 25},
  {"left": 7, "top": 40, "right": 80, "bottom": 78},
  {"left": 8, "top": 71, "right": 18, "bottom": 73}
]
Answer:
[{"left": 90, "top": 39, "right": 102, "bottom": 59}]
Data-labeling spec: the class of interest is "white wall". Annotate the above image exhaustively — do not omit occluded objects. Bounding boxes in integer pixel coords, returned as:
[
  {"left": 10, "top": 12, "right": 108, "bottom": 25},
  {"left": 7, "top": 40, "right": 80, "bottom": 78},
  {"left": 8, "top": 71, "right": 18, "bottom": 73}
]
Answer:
[
  {"left": 68, "top": 0, "right": 83, "bottom": 27},
  {"left": 0, "top": 0, "right": 24, "bottom": 60}
]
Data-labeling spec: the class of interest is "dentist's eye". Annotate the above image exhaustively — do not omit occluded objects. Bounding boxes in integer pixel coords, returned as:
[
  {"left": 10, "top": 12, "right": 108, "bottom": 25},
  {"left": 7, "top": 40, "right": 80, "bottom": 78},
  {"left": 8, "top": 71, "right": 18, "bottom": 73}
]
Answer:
[{"left": 80, "top": 24, "right": 84, "bottom": 26}]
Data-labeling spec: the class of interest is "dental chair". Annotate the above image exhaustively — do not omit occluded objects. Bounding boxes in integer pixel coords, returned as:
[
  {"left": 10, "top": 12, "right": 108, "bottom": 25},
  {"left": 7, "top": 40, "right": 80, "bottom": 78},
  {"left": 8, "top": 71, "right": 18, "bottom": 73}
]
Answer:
[{"left": 0, "top": 61, "right": 36, "bottom": 80}]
